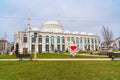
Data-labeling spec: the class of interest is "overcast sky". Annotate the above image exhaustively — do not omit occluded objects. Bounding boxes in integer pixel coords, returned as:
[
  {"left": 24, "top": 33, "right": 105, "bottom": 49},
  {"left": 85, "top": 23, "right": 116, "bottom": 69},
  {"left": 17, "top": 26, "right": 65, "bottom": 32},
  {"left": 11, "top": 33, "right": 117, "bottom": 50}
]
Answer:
[{"left": 0, "top": 0, "right": 120, "bottom": 42}]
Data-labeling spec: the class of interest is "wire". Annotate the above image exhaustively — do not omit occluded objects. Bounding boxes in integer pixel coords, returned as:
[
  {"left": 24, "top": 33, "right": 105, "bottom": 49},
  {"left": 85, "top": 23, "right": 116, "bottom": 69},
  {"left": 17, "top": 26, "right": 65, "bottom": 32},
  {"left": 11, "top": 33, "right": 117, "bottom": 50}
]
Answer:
[{"left": 0, "top": 16, "right": 120, "bottom": 23}]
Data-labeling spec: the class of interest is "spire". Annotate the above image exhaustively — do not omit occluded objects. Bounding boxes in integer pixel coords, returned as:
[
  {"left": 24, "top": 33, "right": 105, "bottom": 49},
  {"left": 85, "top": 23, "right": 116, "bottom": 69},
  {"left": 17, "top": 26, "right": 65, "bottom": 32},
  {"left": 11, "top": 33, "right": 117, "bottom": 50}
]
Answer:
[{"left": 27, "top": 9, "right": 31, "bottom": 31}]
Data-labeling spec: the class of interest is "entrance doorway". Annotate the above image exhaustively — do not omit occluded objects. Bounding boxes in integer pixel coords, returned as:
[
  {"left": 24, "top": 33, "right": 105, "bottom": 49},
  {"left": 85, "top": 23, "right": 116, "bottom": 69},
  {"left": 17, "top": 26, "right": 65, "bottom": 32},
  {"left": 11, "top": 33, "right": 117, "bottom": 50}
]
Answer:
[{"left": 23, "top": 48, "right": 28, "bottom": 54}]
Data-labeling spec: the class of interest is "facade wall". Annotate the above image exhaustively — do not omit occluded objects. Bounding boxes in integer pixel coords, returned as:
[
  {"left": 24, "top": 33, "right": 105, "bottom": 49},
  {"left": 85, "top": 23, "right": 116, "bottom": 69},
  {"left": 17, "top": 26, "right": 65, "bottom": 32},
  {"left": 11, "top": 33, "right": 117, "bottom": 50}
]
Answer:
[
  {"left": 0, "top": 39, "right": 8, "bottom": 53},
  {"left": 14, "top": 31, "right": 100, "bottom": 53},
  {"left": 115, "top": 38, "right": 120, "bottom": 50}
]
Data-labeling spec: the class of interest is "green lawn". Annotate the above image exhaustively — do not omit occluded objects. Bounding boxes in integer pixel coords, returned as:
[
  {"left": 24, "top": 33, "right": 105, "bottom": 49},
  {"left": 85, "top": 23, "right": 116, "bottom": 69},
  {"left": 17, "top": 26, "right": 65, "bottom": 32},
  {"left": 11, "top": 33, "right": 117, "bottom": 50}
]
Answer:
[
  {"left": 0, "top": 55, "right": 17, "bottom": 59},
  {"left": 0, "top": 61, "right": 120, "bottom": 80},
  {"left": 0, "top": 53, "right": 108, "bottom": 59},
  {"left": 31, "top": 53, "right": 108, "bottom": 58}
]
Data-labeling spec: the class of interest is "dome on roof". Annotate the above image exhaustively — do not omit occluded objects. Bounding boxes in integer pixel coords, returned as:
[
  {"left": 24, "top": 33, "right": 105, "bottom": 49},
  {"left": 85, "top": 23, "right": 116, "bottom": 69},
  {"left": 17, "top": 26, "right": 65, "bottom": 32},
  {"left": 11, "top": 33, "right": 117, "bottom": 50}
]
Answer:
[
  {"left": 31, "top": 28, "right": 40, "bottom": 31},
  {"left": 80, "top": 32, "right": 87, "bottom": 35},
  {"left": 87, "top": 33, "right": 94, "bottom": 35},
  {"left": 44, "top": 21, "right": 61, "bottom": 25},
  {"left": 73, "top": 31, "right": 79, "bottom": 34},
  {"left": 41, "top": 21, "right": 64, "bottom": 33},
  {"left": 64, "top": 30, "right": 71, "bottom": 33}
]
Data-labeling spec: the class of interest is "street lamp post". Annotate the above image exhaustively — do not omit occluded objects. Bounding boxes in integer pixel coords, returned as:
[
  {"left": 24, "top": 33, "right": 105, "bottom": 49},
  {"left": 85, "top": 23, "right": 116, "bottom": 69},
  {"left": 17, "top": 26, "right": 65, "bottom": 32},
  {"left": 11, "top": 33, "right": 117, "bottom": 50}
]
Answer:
[{"left": 34, "top": 32, "right": 37, "bottom": 60}]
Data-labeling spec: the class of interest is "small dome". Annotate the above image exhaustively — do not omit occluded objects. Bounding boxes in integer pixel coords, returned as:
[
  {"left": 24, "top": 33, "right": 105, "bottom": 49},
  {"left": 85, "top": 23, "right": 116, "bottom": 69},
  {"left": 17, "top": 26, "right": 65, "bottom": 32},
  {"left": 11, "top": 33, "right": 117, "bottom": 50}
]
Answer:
[
  {"left": 41, "top": 20, "right": 64, "bottom": 33},
  {"left": 80, "top": 32, "right": 87, "bottom": 35},
  {"left": 44, "top": 21, "right": 61, "bottom": 25},
  {"left": 72, "top": 31, "right": 79, "bottom": 34},
  {"left": 87, "top": 33, "right": 94, "bottom": 35},
  {"left": 64, "top": 30, "right": 71, "bottom": 33},
  {"left": 31, "top": 28, "right": 40, "bottom": 31}
]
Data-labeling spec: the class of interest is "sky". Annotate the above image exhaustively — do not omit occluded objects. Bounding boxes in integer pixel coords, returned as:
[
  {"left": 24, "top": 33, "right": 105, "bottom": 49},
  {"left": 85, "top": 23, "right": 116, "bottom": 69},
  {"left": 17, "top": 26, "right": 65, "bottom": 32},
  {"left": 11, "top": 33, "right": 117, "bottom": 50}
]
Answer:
[{"left": 0, "top": 0, "right": 120, "bottom": 42}]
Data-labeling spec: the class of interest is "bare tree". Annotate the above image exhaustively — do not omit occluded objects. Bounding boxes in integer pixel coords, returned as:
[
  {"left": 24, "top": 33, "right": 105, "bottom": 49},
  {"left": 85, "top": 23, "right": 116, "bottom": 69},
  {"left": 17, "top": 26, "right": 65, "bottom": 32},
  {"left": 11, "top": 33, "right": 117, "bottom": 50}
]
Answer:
[{"left": 102, "top": 26, "right": 113, "bottom": 46}]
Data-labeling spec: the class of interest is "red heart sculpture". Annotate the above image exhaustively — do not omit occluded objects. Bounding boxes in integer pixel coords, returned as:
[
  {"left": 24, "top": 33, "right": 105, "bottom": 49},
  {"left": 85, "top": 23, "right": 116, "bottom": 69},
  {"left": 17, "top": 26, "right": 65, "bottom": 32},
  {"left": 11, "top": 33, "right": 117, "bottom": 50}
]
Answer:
[{"left": 70, "top": 46, "right": 77, "bottom": 51}]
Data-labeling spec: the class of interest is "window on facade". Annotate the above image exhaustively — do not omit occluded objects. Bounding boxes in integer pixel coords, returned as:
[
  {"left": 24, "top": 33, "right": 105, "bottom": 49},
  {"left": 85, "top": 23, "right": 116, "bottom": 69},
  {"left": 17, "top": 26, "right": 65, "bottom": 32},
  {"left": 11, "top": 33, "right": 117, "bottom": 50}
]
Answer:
[
  {"left": 31, "top": 36, "right": 35, "bottom": 43},
  {"left": 57, "top": 45, "right": 60, "bottom": 51},
  {"left": 51, "top": 36, "right": 54, "bottom": 44},
  {"left": 91, "top": 38, "right": 94, "bottom": 43},
  {"left": 95, "top": 38, "right": 97, "bottom": 43},
  {"left": 71, "top": 37, "right": 74, "bottom": 42},
  {"left": 84, "top": 37, "right": 86, "bottom": 43},
  {"left": 85, "top": 45, "right": 87, "bottom": 50},
  {"left": 38, "top": 35, "right": 42, "bottom": 43},
  {"left": 62, "top": 36, "right": 65, "bottom": 43},
  {"left": 46, "top": 36, "right": 49, "bottom": 43},
  {"left": 57, "top": 36, "right": 60, "bottom": 43},
  {"left": 62, "top": 45, "right": 65, "bottom": 51},
  {"left": 38, "top": 45, "right": 42, "bottom": 52},
  {"left": 31, "top": 44, "right": 35, "bottom": 52},
  {"left": 67, "top": 37, "right": 70, "bottom": 42},
  {"left": 51, "top": 44, "right": 54, "bottom": 51},
  {"left": 76, "top": 37, "right": 79, "bottom": 44},
  {"left": 80, "top": 37, "right": 82, "bottom": 43},
  {"left": 92, "top": 45, "right": 94, "bottom": 50},
  {"left": 23, "top": 37, "right": 27, "bottom": 43},
  {"left": 88, "top": 45, "right": 90, "bottom": 50},
  {"left": 46, "top": 45, "right": 49, "bottom": 51},
  {"left": 88, "top": 38, "right": 90, "bottom": 43},
  {"left": 95, "top": 45, "right": 97, "bottom": 50}
]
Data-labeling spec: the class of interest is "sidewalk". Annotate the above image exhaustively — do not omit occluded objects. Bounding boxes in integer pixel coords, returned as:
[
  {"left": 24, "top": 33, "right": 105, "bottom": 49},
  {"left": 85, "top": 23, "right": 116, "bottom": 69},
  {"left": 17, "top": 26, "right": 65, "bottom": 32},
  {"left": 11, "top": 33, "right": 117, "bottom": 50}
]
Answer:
[{"left": 0, "top": 58, "right": 115, "bottom": 61}]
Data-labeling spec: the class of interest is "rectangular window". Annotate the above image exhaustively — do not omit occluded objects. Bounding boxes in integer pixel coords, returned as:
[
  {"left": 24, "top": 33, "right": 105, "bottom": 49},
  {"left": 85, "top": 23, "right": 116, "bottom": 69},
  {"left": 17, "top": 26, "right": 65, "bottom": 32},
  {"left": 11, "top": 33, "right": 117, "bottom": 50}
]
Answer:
[
  {"left": 95, "top": 38, "right": 97, "bottom": 43},
  {"left": 46, "top": 45, "right": 49, "bottom": 52},
  {"left": 57, "top": 45, "right": 60, "bottom": 51},
  {"left": 39, "top": 38, "right": 42, "bottom": 43},
  {"left": 38, "top": 45, "right": 42, "bottom": 52},
  {"left": 23, "top": 37, "right": 27, "bottom": 43},
  {"left": 31, "top": 45, "right": 35, "bottom": 52},
  {"left": 51, "top": 44, "right": 54, "bottom": 51},
  {"left": 88, "top": 38, "right": 90, "bottom": 43},
  {"left": 62, "top": 45, "right": 65, "bottom": 51},
  {"left": 92, "top": 38, "right": 94, "bottom": 43}
]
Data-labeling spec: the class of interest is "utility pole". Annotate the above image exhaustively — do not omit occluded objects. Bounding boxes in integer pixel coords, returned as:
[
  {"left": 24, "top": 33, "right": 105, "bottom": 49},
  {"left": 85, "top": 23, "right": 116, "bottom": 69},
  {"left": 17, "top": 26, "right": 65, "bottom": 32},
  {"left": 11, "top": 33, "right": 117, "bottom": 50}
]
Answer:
[{"left": 34, "top": 32, "right": 37, "bottom": 60}]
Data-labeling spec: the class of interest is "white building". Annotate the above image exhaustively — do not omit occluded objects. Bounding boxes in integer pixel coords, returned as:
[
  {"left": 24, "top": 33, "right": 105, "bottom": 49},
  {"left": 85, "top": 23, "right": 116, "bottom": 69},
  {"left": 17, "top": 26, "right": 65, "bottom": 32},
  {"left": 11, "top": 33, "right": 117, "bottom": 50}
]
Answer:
[
  {"left": 114, "top": 37, "right": 120, "bottom": 50},
  {"left": 14, "top": 18, "right": 100, "bottom": 54}
]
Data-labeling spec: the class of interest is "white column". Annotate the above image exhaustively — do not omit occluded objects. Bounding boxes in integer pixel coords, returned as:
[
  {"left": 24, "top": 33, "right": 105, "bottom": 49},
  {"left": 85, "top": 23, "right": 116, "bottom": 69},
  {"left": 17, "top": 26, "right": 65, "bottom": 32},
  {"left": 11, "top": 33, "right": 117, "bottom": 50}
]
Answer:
[{"left": 42, "top": 35, "right": 45, "bottom": 52}]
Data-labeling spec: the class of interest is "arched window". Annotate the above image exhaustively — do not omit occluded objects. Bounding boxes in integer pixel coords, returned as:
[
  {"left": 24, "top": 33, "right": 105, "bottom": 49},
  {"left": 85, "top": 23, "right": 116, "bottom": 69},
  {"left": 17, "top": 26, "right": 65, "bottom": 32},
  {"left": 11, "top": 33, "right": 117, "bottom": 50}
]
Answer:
[
  {"left": 84, "top": 37, "right": 86, "bottom": 43},
  {"left": 88, "top": 38, "right": 90, "bottom": 43},
  {"left": 91, "top": 38, "right": 94, "bottom": 43},
  {"left": 31, "top": 35, "right": 35, "bottom": 43},
  {"left": 57, "top": 36, "right": 60, "bottom": 43},
  {"left": 62, "top": 36, "right": 65, "bottom": 43},
  {"left": 95, "top": 38, "right": 97, "bottom": 43},
  {"left": 38, "top": 35, "right": 42, "bottom": 43},
  {"left": 51, "top": 36, "right": 54, "bottom": 44},
  {"left": 80, "top": 37, "right": 82, "bottom": 43},
  {"left": 76, "top": 37, "right": 79, "bottom": 44},
  {"left": 46, "top": 36, "right": 49, "bottom": 43},
  {"left": 67, "top": 37, "right": 70, "bottom": 42},
  {"left": 23, "top": 36, "right": 27, "bottom": 43},
  {"left": 71, "top": 37, "right": 74, "bottom": 42}
]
